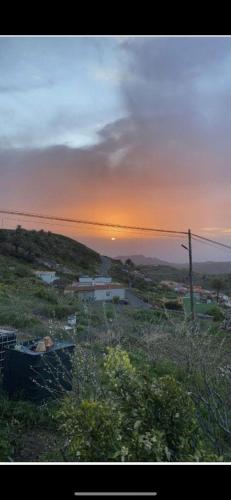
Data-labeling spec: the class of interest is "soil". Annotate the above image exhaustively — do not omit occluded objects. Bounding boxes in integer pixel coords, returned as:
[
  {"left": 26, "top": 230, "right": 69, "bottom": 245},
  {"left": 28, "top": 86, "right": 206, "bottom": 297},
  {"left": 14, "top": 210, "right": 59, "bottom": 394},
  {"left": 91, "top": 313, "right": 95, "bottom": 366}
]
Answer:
[{"left": 14, "top": 429, "right": 61, "bottom": 462}]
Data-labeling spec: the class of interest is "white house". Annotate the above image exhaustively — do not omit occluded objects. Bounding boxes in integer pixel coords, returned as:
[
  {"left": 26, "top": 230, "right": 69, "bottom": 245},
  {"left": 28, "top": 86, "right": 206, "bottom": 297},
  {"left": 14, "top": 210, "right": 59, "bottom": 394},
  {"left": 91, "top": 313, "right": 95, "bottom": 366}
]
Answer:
[
  {"left": 65, "top": 282, "right": 125, "bottom": 302},
  {"left": 35, "top": 271, "right": 58, "bottom": 284},
  {"left": 94, "top": 276, "right": 112, "bottom": 284},
  {"left": 78, "top": 276, "right": 93, "bottom": 284},
  {"left": 79, "top": 275, "right": 112, "bottom": 285}
]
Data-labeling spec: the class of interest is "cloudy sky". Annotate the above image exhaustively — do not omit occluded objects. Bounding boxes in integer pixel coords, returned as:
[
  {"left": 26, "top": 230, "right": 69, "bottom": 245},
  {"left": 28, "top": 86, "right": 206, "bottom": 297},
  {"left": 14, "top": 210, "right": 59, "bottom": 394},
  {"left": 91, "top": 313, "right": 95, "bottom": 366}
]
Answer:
[{"left": 1, "top": 36, "right": 231, "bottom": 262}]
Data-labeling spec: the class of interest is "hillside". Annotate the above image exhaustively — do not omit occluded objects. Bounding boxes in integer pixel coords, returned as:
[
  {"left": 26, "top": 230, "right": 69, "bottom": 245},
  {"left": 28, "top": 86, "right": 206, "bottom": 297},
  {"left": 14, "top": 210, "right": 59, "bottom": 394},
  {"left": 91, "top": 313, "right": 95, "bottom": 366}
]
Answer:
[
  {"left": 0, "top": 227, "right": 103, "bottom": 335},
  {"left": 175, "top": 261, "right": 231, "bottom": 274},
  {"left": 117, "top": 254, "right": 231, "bottom": 275},
  {"left": 0, "top": 227, "right": 101, "bottom": 274}
]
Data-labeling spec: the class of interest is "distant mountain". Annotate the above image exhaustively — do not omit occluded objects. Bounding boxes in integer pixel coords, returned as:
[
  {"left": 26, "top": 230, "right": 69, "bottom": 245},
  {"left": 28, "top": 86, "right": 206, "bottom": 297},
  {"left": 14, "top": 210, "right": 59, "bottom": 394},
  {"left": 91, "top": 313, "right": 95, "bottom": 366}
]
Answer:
[
  {"left": 116, "top": 254, "right": 231, "bottom": 275},
  {"left": 175, "top": 261, "right": 231, "bottom": 275},
  {"left": 116, "top": 254, "right": 171, "bottom": 266}
]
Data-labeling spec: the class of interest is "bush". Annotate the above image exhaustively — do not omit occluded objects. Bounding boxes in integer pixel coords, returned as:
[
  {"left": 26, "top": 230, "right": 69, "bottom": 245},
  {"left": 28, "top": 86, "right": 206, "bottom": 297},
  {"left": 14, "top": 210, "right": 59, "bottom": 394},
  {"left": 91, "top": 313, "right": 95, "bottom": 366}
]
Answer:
[
  {"left": 133, "top": 309, "right": 167, "bottom": 322},
  {"left": 34, "top": 287, "right": 58, "bottom": 304},
  {"left": 164, "top": 300, "right": 183, "bottom": 311},
  {"left": 0, "top": 310, "right": 41, "bottom": 328},
  {"left": 56, "top": 400, "right": 122, "bottom": 461},
  {"left": 54, "top": 347, "right": 206, "bottom": 462},
  {"left": 207, "top": 306, "right": 225, "bottom": 322},
  {"left": 0, "top": 395, "right": 54, "bottom": 461},
  {"left": 0, "top": 421, "right": 14, "bottom": 461},
  {"left": 112, "top": 296, "right": 120, "bottom": 304}
]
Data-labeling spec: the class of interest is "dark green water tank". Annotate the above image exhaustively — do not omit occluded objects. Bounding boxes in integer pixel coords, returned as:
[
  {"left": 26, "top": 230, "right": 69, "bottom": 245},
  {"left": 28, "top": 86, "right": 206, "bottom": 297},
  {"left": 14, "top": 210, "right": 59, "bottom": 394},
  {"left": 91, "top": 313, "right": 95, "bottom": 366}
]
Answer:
[{"left": 3, "top": 338, "right": 75, "bottom": 402}]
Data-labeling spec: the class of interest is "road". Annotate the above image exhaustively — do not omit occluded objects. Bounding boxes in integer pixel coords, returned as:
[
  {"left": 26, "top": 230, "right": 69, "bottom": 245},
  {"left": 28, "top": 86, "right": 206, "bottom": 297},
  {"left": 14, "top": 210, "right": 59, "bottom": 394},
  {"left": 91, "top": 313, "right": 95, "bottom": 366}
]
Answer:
[
  {"left": 125, "top": 289, "right": 152, "bottom": 309},
  {"left": 99, "top": 255, "right": 112, "bottom": 275},
  {"left": 99, "top": 257, "right": 150, "bottom": 309}
]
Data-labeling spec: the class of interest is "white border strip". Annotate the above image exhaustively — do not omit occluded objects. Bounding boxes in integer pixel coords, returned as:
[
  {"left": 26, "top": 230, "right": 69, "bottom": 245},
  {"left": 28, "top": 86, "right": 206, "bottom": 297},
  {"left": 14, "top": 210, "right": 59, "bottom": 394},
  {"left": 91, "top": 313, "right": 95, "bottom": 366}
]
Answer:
[{"left": 74, "top": 494, "right": 157, "bottom": 497}]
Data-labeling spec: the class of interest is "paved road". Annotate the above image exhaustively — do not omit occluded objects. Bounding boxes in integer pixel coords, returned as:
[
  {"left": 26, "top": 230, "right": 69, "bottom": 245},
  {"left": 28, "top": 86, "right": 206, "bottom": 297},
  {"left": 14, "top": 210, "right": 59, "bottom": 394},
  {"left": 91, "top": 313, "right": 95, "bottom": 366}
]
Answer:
[
  {"left": 99, "top": 258, "right": 150, "bottom": 309},
  {"left": 99, "top": 255, "right": 112, "bottom": 275},
  {"left": 125, "top": 289, "right": 152, "bottom": 309}
]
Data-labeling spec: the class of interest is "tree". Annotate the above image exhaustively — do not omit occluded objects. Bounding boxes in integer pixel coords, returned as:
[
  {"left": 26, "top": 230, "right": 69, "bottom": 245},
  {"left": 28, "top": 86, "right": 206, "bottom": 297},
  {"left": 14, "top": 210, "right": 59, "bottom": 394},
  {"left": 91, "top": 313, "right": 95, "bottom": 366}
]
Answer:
[
  {"left": 13, "top": 225, "right": 23, "bottom": 255},
  {"left": 125, "top": 258, "right": 135, "bottom": 269},
  {"left": 210, "top": 278, "right": 224, "bottom": 303}
]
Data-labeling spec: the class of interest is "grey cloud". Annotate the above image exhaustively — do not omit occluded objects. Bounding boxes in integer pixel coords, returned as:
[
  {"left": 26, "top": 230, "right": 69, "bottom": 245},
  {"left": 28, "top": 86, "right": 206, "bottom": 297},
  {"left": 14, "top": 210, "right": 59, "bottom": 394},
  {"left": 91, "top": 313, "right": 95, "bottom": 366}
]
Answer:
[{"left": 2, "top": 38, "right": 231, "bottom": 198}]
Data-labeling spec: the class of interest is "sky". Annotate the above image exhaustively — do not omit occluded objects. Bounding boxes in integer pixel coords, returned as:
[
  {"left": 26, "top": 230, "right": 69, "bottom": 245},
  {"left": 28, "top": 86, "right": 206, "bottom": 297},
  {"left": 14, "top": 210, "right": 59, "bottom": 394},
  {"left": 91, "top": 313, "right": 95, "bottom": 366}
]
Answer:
[{"left": 1, "top": 36, "right": 231, "bottom": 262}]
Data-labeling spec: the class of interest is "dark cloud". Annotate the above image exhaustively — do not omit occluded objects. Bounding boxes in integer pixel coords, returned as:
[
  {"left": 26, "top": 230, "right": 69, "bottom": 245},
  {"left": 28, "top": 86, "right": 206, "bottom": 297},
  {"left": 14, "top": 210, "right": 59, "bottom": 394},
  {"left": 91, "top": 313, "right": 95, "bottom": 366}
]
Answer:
[{"left": 1, "top": 37, "right": 231, "bottom": 252}]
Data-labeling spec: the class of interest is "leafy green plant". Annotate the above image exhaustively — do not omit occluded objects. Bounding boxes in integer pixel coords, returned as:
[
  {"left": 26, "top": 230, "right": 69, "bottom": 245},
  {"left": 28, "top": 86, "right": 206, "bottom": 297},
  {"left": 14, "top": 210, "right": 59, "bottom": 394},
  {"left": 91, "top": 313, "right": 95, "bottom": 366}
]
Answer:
[
  {"left": 57, "top": 400, "right": 122, "bottom": 461},
  {"left": 206, "top": 305, "right": 225, "bottom": 321},
  {"left": 54, "top": 347, "right": 208, "bottom": 462}
]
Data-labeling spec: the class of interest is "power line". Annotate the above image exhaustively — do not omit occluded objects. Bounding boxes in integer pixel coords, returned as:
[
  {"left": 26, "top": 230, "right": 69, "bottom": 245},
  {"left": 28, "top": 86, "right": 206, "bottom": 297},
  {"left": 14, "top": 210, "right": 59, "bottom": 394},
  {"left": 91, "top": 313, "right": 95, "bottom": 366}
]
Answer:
[
  {"left": 192, "top": 235, "right": 231, "bottom": 257},
  {"left": 3, "top": 216, "right": 187, "bottom": 239},
  {"left": 0, "top": 208, "right": 187, "bottom": 235},
  {"left": 1, "top": 207, "right": 231, "bottom": 253},
  {"left": 192, "top": 233, "right": 231, "bottom": 251}
]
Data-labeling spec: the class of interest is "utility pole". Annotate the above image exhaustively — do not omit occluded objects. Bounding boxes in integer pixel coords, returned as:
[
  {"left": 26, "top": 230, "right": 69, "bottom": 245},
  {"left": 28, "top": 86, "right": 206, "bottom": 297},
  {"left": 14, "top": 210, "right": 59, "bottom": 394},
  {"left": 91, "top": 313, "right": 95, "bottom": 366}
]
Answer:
[{"left": 188, "top": 228, "right": 195, "bottom": 321}]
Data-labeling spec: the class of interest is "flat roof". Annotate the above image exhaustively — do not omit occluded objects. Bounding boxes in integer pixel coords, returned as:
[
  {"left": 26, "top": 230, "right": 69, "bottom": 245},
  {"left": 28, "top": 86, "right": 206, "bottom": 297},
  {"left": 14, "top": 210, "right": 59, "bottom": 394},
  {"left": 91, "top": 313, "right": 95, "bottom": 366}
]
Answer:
[
  {"left": 35, "top": 270, "right": 56, "bottom": 274},
  {"left": 66, "top": 283, "right": 123, "bottom": 292}
]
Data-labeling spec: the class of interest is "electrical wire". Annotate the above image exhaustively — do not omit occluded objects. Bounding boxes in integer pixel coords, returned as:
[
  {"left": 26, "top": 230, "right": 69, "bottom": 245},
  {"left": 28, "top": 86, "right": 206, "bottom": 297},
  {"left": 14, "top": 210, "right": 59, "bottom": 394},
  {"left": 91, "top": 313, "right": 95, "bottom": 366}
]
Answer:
[
  {"left": 192, "top": 232, "right": 231, "bottom": 251},
  {"left": 0, "top": 208, "right": 187, "bottom": 235}
]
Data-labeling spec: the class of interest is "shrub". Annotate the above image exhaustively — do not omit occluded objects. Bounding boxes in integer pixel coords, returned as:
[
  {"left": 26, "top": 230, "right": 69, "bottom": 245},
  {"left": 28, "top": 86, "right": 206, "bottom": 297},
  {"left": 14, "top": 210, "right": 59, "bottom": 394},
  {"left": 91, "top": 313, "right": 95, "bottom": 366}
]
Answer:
[
  {"left": 34, "top": 287, "right": 58, "bottom": 304},
  {"left": 112, "top": 296, "right": 120, "bottom": 304},
  {"left": 56, "top": 400, "right": 122, "bottom": 461},
  {"left": 207, "top": 306, "right": 225, "bottom": 322},
  {"left": 54, "top": 347, "right": 204, "bottom": 462},
  {"left": 0, "top": 310, "right": 41, "bottom": 328}
]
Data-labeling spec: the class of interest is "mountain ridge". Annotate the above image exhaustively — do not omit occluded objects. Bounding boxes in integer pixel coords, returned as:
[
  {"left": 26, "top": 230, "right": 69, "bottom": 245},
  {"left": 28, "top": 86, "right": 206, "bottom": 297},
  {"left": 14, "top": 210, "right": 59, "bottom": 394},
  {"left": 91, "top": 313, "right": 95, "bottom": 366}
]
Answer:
[{"left": 116, "top": 254, "right": 231, "bottom": 274}]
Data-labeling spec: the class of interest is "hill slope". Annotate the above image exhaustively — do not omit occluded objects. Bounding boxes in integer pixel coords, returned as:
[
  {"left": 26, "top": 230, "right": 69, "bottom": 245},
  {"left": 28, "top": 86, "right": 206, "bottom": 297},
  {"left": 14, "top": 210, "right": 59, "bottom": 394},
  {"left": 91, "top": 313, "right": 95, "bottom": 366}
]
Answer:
[{"left": 0, "top": 227, "right": 101, "bottom": 274}]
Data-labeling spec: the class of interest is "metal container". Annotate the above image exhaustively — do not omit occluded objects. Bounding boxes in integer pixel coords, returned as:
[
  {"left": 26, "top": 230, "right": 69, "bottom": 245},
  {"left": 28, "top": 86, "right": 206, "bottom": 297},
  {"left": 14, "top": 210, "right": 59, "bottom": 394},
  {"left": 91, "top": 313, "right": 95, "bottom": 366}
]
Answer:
[
  {"left": 0, "top": 329, "right": 17, "bottom": 372},
  {"left": 3, "top": 338, "right": 75, "bottom": 402}
]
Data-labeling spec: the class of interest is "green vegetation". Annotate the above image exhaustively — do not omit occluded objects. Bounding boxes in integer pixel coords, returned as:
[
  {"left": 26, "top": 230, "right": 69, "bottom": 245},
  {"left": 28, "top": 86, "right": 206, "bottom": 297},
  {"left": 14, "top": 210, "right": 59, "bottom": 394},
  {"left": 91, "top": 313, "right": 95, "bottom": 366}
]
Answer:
[
  {"left": 0, "top": 227, "right": 101, "bottom": 273},
  {"left": 53, "top": 346, "right": 220, "bottom": 462},
  {"left": 1, "top": 228, "right": 231, "bottom": 462},
  {"left": 183, "top": 297, "right": 225, "bottom": 320}
]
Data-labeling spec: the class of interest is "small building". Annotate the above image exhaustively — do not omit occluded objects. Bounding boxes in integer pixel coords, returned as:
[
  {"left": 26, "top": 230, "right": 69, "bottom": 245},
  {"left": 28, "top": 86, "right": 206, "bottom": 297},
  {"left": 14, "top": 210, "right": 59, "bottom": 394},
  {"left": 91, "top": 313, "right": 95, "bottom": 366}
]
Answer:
[
  {"left": 78, "top": 276, "right": 93, "bottom": 284},
  {"left": 67, "top": 314, "right": 77, "bottom": 326},
  {"left": 78, "top": 275, "right": 112, "bottom": 285},
  {"left": 94, "top": 276, "right": 112, "bottom": 284},
  {"left": 35, "top": 271, "right": 58, "bottom": 284},
  {"left": 174, "top": 286, "right": 188, "bottom": 294},
  {"left": 65, "top": 282, "right": 125, "bottom": 302}
]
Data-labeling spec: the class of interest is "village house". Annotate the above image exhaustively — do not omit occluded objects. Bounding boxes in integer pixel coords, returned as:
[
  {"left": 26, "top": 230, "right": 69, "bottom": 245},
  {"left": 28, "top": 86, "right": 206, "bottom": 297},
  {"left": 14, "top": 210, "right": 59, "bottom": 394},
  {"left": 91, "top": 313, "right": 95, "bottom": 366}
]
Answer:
[
  {"left": 78, "top": 275, "right": 112, "bottom": 285},
  {"left": 64, "top": 275, "right": 125, "bottom": 302},
  {"left": 34, "top": 270, "right": 58, "bottom": 284}
]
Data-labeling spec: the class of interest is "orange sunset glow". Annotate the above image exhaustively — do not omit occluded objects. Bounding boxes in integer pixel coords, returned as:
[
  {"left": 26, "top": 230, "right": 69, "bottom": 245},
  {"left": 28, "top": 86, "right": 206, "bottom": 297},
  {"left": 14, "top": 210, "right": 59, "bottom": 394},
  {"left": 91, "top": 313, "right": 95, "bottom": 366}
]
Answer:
[{"left": 1, "top": 36, "right": 231, "bottom": 262}]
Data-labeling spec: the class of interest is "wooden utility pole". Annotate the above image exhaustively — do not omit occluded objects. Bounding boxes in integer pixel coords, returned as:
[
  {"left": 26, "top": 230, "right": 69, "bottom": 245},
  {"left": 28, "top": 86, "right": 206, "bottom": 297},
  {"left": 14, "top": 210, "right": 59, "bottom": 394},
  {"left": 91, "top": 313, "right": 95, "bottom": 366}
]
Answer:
[{"left": 188, "top": 228, "right": 195, "bottom": 320}]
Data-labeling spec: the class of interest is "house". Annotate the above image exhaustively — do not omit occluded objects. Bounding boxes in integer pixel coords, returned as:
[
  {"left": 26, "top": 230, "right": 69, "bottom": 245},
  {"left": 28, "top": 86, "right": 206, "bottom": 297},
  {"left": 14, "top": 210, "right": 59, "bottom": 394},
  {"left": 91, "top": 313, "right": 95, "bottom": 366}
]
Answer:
[
  {"left": 174, "top": 285, "right": 188, "bottom": 294},
  {"left": 78, "top": 275, "right": 112, "bottom": 285},
  {"left": 67, "top": 314, "right": 77, "bottom": 326},
  {"left": 35, "top": 271, "right": 58, "bottom": 284},
  {"left": 64, "top": 282, "right": 125, "bottom": 302}
]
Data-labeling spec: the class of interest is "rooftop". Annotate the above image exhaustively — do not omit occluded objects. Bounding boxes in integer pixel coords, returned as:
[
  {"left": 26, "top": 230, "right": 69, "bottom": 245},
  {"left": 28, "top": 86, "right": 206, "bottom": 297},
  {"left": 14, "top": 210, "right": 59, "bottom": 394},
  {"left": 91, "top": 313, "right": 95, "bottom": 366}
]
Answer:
[{"left": 65, "top": 283, "right": 124, "bottom": 292}]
